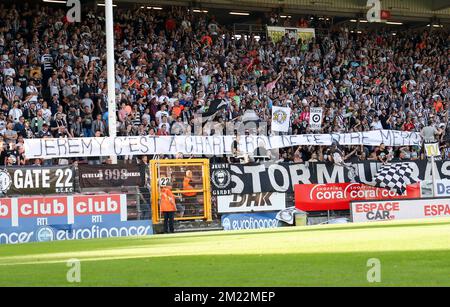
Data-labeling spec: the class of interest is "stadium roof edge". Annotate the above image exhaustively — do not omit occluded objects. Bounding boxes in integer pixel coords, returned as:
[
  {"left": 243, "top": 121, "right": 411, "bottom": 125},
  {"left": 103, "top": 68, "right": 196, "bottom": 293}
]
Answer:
[{"left": 114, "top": 0, "right": 450, "bottom": 22}]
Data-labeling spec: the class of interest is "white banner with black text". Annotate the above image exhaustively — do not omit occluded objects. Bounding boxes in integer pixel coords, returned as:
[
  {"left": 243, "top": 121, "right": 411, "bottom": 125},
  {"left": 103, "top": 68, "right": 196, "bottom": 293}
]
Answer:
[{"left": 24, "top": 130, "right": 422, "bottom": 159}]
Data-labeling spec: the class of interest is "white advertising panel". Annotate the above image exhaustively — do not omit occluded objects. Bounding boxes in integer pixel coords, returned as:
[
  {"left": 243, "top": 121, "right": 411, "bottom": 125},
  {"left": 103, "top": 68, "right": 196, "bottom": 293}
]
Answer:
[
  {"left": 218, "top": 192, "right": 285, "bottom": 213},
  {"left": 351, "top": 198, "right": 450, "bottom": 223}
]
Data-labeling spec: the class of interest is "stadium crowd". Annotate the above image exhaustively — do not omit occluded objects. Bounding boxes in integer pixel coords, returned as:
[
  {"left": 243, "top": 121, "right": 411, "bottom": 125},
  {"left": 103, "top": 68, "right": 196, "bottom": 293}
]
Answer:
[{"left": 0, "top": 3, "right": 449, "bottom": 165}]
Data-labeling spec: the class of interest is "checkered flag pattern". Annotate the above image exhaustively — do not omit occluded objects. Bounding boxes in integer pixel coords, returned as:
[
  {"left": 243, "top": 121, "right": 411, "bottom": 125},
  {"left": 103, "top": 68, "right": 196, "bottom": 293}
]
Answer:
[{"left": 373, "top": 162, "right": 418, "bottom": 195}]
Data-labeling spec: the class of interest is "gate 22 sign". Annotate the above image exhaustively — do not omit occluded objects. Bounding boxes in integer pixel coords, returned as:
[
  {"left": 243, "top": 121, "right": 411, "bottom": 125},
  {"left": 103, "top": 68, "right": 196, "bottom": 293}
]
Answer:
[{"left": 0, "top": 166, "right": 74, "bottom": 196}]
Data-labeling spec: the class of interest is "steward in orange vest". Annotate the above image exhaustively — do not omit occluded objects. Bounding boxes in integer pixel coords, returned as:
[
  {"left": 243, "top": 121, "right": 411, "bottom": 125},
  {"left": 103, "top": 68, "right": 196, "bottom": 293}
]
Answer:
[
  {"left": 160, "top": 183, "right": 176, "bottom": 233},
  {"left": 182, "top": 170, "right": 197, "bottom": 197},
  {"left": 160, "top": 186, "right": 176, "bottom": 212}
]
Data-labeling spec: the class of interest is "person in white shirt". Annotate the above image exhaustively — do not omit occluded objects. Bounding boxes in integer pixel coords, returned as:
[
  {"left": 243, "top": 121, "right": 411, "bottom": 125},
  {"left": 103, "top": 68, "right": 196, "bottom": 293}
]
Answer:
[
  {"left": 370, "top": 116, "right": 383, "bottom": 130},
  {"left": 2, "top": 62, "right": 15, "bottom": 78},
  {"left": 26, "top": 80, "right": 39, "bottom": 103},
  {"left": 8, "top": 101, "right": 23, "bottom": 123},
  {"left": 155, "top": 104, "right": 169, "bottom": 124},
  {"left": 158, "top": 116, "right": 171, "bottom": 131},
  {"left": 41, "top": 101, "right": 52, "bottom": 123}
]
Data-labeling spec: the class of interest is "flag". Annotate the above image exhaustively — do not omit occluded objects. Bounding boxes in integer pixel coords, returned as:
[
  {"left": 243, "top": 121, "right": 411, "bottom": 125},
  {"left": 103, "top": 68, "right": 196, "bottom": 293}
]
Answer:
[
  {"left": 371, "top": 162, "right": 418, "bottom": 195},
  {"left": 276, "top": 207, "right": 305, "bottom": 225},
  {"left": 309, "top": 107, "right": 323, "bottom": 130},
  {"left": 201, "top": 99, "right": 227, "bottom": 122},
  {"left": 271, "top": 106, "right": 291, "bottom": 132}
]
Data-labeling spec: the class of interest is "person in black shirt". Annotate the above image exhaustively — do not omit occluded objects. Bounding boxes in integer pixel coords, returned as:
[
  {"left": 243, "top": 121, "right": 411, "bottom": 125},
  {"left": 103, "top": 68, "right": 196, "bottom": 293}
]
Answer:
[
  {"left": 15, "top": 67, "right": 28, "bottom": 92},
  {"left": 376, "top": 143, "right": 390, "bottom": 164},
  {"left": 37, "top": 123, "right": 52, "bottom": 138},
  {"left": 379, "top": 109, "right": 389, "bottom": 129}
]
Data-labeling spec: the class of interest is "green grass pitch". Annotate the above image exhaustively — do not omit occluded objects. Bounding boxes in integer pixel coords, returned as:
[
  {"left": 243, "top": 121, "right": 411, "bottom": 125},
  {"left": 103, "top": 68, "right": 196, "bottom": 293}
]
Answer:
[{"left": 0, "top": 218, "right": 449, "bottom": 286}]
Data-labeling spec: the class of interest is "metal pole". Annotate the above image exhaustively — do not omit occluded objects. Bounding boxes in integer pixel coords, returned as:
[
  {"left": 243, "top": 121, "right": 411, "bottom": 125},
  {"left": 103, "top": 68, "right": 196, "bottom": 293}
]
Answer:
[
  {"left": 431, "top": 154, "right": 437, "bottom": 197},
  {"left": 105, "top": 0, "right": 117, "bottom": 164}
]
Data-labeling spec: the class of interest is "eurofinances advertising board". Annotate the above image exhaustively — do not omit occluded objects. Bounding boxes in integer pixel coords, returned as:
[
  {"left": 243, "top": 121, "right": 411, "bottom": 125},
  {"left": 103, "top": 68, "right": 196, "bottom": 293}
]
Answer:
[
  {"left": 221, "top": 212, "right": 281, "bottom": 231},
  {"left": 0, "top": 194, "right": 153, "bottom": 244}
]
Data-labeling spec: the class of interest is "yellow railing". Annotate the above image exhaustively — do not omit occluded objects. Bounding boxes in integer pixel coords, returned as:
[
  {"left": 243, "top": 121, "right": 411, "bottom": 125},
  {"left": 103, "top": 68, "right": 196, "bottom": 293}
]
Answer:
[{"left": 150, "top": 159, "right": 212, "bottom": 224}]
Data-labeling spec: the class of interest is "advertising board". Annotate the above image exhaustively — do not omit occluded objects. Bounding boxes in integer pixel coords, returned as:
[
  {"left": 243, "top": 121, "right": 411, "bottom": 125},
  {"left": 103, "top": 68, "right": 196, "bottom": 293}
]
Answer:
[
  {"left": 217, "top": 193, "right": 285, "bottom": 213},
  {"left": 294, "top": 182, "right": 420, "bottom": 211},
  {"left": 0, "top": 194, "right": 152, "bottom": 244},
  {"left": 351, "top": 198, "right": 450, "bottom": 222},
  {"left": 221, "top": 212, "right": 280, "bottom": 231}
]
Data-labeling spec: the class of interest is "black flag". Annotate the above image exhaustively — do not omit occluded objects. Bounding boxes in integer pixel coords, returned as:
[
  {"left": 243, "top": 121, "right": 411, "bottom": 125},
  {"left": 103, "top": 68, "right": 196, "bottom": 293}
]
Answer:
[{"left": 201, "top": 99, "right": 227, "bottom": 122}]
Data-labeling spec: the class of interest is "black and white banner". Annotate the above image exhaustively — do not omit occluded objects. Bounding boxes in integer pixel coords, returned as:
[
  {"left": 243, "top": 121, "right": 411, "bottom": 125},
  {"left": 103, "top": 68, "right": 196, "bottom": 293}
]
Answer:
[
  {"left": 24, "top": 130, "right": 422, "bottom": 158},
  {"left": 211, "top": 160, "right": 450, "bottom": 195},
  {"left": 309, "top": 107, "right": 323, "bottom": 130},
  {"left": 271, "top": 106, "right": 291, "bottom": 132},
  {"left": 78, "top": 164, "right": 145, "bottom": 188},
  {"left": 217, "top": 192, "right": 286, "bottom": 213},
  {"left": 0, "top": 166, "right": 75, "bottom": 196},
  {"left": 211, "top": 163, "right": 232, "bottom": 196}
]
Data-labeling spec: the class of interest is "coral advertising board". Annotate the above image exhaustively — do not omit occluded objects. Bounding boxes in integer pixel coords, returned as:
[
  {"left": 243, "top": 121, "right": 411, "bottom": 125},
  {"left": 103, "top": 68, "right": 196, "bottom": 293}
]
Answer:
[{"left": 294, "top": 183, "right": 420, "bottom": 211}]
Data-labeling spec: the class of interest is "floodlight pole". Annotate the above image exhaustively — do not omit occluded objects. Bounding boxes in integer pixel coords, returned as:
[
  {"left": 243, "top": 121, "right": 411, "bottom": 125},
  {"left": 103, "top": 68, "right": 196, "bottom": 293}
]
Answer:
[{"left": 105, "top": 0, "right": 117, "bottom": 164}]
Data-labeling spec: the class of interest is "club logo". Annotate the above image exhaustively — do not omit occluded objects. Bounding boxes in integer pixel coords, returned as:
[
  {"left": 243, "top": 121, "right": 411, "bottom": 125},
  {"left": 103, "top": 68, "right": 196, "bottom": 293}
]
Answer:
[
  {"left": 36, "top": 226, "right": 55, "bottom": 242},
  {"left": 0, "top": 169, "right": 12, "bottom": 193},
  {"left": 273, "top": 109, "right": 288, "bottom": 124},
  {"left": 211, "top": 169, "right": 231, "bottom": 189},
  {"left": 312, "top": 113, "right": 321, "bottom": 123}
]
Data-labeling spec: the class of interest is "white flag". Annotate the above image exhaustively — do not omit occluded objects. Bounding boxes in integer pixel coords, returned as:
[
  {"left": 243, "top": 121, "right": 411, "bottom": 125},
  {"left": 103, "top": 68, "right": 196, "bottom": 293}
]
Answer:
[
  {"left": 309, "top": 107, "right": 323, "bottom": 130},
  {"left": 271, "top": 106, "right": 291, "bottom": 132}
]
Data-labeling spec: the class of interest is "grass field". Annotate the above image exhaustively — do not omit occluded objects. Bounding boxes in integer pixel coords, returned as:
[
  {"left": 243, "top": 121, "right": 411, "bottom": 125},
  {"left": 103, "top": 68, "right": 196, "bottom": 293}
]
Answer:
[{"left": 0, "top": 218, "right": 449, "bottom": 286}]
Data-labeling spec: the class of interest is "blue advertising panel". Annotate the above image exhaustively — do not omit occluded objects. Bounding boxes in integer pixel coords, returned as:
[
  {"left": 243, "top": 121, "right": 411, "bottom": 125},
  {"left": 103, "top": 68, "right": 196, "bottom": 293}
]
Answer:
[
  {"left": 221, "top": 212, "right": 281, "bottom": 231},
  {"left": 0, "top": 194, "right": 153, "bottom": 244},
  {"left": 0, "top": 220, "right": 153, "bottom": 244}
]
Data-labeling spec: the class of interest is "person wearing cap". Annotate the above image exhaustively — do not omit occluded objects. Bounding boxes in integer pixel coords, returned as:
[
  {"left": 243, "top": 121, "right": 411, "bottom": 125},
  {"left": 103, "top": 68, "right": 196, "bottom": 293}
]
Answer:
[{"left": 160, "top": 180, "right": 177, "bottom": 233}]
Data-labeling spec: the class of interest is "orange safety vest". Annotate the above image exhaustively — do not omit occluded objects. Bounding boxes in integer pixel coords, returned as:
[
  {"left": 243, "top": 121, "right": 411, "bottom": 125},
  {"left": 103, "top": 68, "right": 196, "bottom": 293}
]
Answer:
[
  {"left": 183, "top": 177, "right": 197, "bottom": 197},
  {"left": 160, "top": 188, "right": 176, "bottom": 212}
]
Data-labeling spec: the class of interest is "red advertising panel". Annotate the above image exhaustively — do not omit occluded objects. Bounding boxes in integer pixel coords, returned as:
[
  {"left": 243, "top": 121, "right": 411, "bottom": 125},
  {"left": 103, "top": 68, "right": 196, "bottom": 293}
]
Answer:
[
  {"left": 17, "top": 196, "right": 68, "bottom": 218},
  {"left": 294, "top": 183, "right": 420, "bottom": 211},
  {"left": 73, "top": 194, "right": 122, "bottom": 216},
  {"left": 0, "top": 198, "right": 12, "bottom": 219}
]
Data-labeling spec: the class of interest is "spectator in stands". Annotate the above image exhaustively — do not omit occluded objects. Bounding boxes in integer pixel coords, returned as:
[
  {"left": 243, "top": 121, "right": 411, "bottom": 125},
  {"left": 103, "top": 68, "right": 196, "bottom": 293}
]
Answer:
[{"left": 0, "top": 3, "right": 447, "bottom": 165}]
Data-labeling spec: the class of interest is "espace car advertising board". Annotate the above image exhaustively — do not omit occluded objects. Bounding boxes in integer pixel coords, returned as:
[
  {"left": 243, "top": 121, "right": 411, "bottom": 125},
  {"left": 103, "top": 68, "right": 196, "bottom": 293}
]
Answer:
[
  {"left": 351, "top": 198, "right": 450, "bottom": 223},
  {"left": 294, "top": 183, "right": 420, "bottom": 211},
  {"left": 0, "top": 194, "right": 153, "bottom": 244}
]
